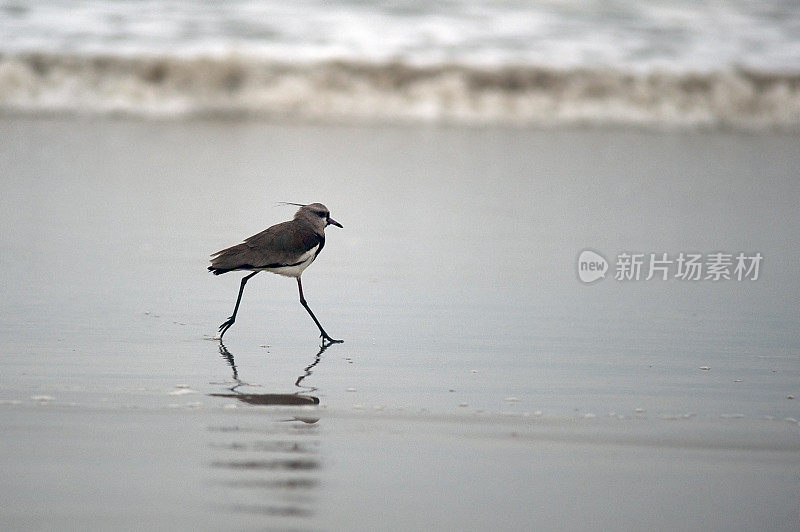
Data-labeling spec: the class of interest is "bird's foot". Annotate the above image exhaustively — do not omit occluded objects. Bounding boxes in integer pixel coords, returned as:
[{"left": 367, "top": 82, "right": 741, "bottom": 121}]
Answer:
[
  {"left": 218, "top": 316, "right": 235, "bottom": 338},
  {"left": 321, "top": 334, "right": 343, "bottom": 346}
]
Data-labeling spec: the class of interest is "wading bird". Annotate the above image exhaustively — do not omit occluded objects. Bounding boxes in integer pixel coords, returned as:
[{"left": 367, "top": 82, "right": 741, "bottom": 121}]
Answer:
[{"left": 208, "top": 202, "right": 342, "bottom": 344}]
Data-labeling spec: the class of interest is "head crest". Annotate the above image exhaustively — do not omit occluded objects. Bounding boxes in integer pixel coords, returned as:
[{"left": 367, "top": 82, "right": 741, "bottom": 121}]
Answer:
[{"left": 275, "top": 202, "right": 307, "bottom": 208}]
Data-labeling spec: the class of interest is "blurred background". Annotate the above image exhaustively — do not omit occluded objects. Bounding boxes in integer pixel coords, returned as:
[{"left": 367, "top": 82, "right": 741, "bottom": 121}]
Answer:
[{"left": 1, "top": 0, "right": 799, "bottom": 129}]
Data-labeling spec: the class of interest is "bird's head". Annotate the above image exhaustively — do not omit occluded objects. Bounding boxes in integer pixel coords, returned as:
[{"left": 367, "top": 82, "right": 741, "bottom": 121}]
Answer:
[{"left": 284, "top": 202, "right": 343, "bottom": 231}]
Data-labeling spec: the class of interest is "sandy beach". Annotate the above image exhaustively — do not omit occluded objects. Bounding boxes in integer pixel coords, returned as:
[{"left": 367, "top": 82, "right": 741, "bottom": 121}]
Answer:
[{"left": 0, "top": 117, "right": 798, "bottom": 530}]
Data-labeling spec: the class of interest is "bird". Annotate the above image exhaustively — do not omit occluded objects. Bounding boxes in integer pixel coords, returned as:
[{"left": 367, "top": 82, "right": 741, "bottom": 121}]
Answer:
[{"left": 208, "top": 202, "right": 343, "bottom": 344}]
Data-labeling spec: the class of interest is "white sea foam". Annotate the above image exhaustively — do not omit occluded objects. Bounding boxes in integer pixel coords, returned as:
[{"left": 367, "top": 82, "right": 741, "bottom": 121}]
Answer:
[
  {"left": 0, "top": 53, "right": 798, "bottom": 130},
  {"left": 1, "top": 1, "right": 799, "bottom": 129},
  {"left": 2, "top": 1, "right": 799, "bottom": 72}
]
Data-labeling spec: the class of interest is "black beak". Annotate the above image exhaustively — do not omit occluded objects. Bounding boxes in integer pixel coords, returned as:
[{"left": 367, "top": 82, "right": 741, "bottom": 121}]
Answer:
[{"left": 327, "top": 217, "right": 343, "bottom": 228}]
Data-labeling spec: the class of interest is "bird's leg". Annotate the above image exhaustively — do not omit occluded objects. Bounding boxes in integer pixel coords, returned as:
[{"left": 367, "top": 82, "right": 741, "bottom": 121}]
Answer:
[
  {"left": 219, "top": 271, "right": 258, "bottom": 339},
  {"left": 297, "top": 277, "right": 343, "bottom": 344}
]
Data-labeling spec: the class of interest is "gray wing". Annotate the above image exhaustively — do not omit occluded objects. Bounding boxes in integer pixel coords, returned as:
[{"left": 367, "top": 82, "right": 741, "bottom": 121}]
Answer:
[{"left": 209, "top": 220, "right": 323, "bottom": 274}]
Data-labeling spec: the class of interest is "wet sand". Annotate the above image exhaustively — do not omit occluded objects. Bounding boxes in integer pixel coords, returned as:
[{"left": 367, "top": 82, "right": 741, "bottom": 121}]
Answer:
[{"left": 1, "top": 118, "right": 799, "bottom": 530}]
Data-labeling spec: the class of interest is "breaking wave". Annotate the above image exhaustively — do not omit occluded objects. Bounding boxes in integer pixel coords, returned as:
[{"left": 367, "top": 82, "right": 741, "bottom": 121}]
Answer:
[{"left": 1, "top": 53, "right": 799, "bottom": 130}]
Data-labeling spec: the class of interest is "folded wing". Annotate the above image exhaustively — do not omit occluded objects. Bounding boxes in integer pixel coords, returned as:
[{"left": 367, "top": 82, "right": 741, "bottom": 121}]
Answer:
[{"left": 208, "top": 221, "right": 324, "bottom": 275}]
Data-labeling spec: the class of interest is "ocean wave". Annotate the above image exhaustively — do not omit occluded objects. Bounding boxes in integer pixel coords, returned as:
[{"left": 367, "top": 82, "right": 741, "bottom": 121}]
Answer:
[{"left": 1, "top": 53, "right": 799, "bottom": 130}]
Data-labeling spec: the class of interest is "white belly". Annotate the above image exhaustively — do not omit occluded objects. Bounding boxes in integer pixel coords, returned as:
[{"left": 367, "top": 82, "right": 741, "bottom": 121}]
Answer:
[{"left": 260, "top": 245, "right": 318, "bottom": 278}]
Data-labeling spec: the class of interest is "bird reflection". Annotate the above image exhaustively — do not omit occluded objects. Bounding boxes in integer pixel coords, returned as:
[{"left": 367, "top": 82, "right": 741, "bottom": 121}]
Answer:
[
  {"left": 210, "top": 341, "right": 333, "bottom": 414},
  {"left": 207, "top": 341, "right": 334, "bottom": 520}
]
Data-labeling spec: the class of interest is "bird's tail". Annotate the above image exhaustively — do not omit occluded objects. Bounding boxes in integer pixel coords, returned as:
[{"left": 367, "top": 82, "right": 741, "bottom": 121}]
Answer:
[
  {"left": 208, "top": 265, "right": 238, "bottom": 275},
  {"left": 209, "top": 242, "right": 253, "bottom": 275}
]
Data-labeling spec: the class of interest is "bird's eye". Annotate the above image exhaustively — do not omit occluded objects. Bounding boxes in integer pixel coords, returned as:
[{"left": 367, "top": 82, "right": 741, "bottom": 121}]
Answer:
[{"left": 317, "top": 211, "right": 327, "bottom": 218}]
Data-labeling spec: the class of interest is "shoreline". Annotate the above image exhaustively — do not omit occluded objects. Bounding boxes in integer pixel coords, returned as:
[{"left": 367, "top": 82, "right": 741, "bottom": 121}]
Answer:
[{"left": 3, "top": 112, "right": 800, "bottom": 136}]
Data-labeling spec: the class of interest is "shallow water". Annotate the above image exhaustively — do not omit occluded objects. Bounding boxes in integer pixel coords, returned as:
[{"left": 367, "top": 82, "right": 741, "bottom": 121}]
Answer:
[{"left": 1, "top": 118, "right": 799, "bottom": 530}]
